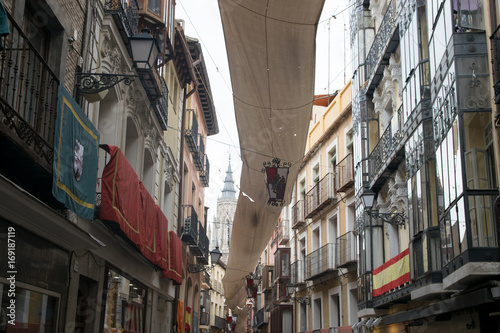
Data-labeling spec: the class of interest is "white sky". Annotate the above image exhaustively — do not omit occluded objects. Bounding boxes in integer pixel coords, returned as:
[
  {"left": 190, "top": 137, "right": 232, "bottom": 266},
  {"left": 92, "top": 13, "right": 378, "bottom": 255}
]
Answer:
[{"left": 176, "top": 0, "right": 351, "bottom": 222}]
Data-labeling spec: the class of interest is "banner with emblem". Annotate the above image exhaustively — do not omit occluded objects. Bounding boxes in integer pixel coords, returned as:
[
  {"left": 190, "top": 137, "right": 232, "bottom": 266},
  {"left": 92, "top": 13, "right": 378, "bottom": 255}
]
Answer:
[{"left": 52, "top": 84, "right": 100, "bottom": 219}]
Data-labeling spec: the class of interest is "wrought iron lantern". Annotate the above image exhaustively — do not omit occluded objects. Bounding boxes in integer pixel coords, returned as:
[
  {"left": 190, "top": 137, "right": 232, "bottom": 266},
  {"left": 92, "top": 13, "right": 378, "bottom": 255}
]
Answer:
[
  {"left": 359, "top": 187, "right": 405, "bottom": 231},
  {"left": 130, "top": 28, "right": 160, "bottom": 70},
  {"left": 262, "top": 158, "right": 291, "bottom": 206},
  {"left": 76, "top": 28, "right": 159, "bottom": 101},
  {"left": 286, "top": 282, "right": 310, "bottom": 305}
]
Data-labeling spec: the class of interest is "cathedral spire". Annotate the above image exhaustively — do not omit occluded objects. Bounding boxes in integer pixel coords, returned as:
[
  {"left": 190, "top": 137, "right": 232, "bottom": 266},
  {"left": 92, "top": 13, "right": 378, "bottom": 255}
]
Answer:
[{"left": 221, "top": 154, "right": 236, "bottom": 199}]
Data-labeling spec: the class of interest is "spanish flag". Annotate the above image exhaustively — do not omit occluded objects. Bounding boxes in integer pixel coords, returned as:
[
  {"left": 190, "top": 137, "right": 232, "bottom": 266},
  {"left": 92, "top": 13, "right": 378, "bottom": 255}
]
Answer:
[{"left": 372, "top": 248, "right": 410, "bottom": 297}]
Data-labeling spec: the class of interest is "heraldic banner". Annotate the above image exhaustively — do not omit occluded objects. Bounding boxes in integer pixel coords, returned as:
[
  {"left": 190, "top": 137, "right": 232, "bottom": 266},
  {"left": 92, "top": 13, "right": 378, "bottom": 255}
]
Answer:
[{"left": 52, "top": 84, "right": 100, "bottom": 219}]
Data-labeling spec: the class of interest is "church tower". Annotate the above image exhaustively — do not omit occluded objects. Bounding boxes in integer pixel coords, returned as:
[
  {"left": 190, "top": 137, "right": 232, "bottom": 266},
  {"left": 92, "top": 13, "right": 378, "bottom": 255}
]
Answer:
[{"left": 210, "top": 155, "right": 237, "bottom": 264}]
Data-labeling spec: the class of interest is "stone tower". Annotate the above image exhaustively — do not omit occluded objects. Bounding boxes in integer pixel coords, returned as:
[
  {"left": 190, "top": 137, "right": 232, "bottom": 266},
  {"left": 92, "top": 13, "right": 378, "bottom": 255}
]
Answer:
[{"left": 209, "top": 155, "right": 237, "bottom": 264}]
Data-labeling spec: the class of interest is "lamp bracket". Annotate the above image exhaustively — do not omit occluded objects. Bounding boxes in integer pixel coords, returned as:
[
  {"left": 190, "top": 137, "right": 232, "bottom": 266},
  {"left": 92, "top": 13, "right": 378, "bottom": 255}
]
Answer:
[
  {"left": 371, "top": 212, "right": 406, "bottom": 227},
  {"left": 187, "top": 263, "right": 210, "bottom": 273},
  {"left": 76, "top": 73, "right": 138, "bottom": 94}
]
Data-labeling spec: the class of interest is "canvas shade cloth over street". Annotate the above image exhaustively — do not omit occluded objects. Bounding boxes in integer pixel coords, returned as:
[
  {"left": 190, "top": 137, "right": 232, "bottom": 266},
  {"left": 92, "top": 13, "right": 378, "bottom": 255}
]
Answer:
[{"left": 218, "top": 0, "right": 325, "bottom": 312}]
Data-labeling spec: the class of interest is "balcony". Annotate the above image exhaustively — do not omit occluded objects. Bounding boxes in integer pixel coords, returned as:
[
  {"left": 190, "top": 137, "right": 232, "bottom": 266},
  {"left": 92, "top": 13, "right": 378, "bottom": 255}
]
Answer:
[
  {"left": 336, "top": 231, "right": 357, "bottom": 268},
  {"left": 364, "top": 0, "right": 399, "bottom": 96},
  {"left": 193, "top": 222, "right": 209, "bottom": 265},
  {"left": 185, "top": 109, "right": 199, "bottom": 152},
  {"left": 335, "top": 153, "right": 354, "bottom": 192},
  {"left": 305, "top": 243, "right": 337, "bottom": 280},
  {"left": 255, "top": 308, "right": 269, "bottom": 328},
  {"left": 0, "top": 10, "right": 59, "bottom": 174},
  {"left": 200, "top": 311, "right": 210, "bottom": 326},
  {"left": 369, "top": 105, "right": 405, "bottom": 185},
  {"left": 261, "top": 265, "right": 274, "bottom": 291},
  {"left": 202, "top": 271, "right": 211, "bottom": 289},
  {"left": 213, "top": 316, "right": 226, "bottom": 330},
  {"left": 292, "top": 200, "right": 307, "bottom": 229},
  {"left": 194, "top": 136, "right": 205, "bottom": 171},
  {"left": 104, "top": 0, "right": 139, "bottom": 44},
  {"left": 278, "top": 219, "right": 290, "bottom": 245},
  {"left": 304, "top": 173, "right": 335, "bottom": 219},
  {"left": 291, "top": 260, "right": 306, "bottom": 286},
  {"left": 181, "top": 205, "right": 199, "bottom": 245},
  {"left": 200, "top": 154, "right": 210, "bottom": 187},
  {"left": 151, "top": 78, "right": 168, "bottom": 130}
]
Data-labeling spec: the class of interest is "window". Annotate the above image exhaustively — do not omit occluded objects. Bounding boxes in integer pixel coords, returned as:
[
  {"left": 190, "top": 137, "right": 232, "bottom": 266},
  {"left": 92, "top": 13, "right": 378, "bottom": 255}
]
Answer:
[
  {"left": 104, "top": 270, "right": 147, "bottom": 333},
  {"left": 0, "top": 280, "right": 59, "bottom": 333},
  {"left": 463, "top": 112, "right": 497, "bottom": 190},
  {"left": 313, "top": 164, "right": 320, "bottom": 183},
  {"left": 328, "top": 146, "right": 337, "bottom": 173},
  {"left": 453, "top": 0, "right": 485, "bottom": 32}
]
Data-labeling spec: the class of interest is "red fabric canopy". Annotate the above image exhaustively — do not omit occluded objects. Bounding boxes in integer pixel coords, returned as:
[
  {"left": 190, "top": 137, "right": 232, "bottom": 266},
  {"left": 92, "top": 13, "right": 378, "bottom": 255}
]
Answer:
[
  {"left": 139, "top": 181, "right": 162, "bottom": 266},
  {"left": 165, "top": 230, "right": 183, "bottom": 285},
  {"left": 100, "top": 144, "right": 143, "bottom": 247},
  {"left": 100, "top": 145, "right": 182, "bottom": 283}
]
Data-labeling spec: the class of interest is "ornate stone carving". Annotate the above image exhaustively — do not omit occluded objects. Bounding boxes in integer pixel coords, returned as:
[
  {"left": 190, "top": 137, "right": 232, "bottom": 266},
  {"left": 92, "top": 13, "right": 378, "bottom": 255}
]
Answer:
[{"left": 100, "top": 33, "right": 122, "bottom": 74}]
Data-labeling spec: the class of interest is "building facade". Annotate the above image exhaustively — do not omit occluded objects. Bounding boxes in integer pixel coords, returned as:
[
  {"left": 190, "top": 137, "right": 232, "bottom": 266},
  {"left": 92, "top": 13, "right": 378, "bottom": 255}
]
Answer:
[
  {"left": 350, "top": 0, "right": 500, "bottom": 331},
  {"left": 0, "top": 1, "right": 218, "bottom": 332},
  {"left": 252, "top": 84, "right": 355, "bottom": 333}
]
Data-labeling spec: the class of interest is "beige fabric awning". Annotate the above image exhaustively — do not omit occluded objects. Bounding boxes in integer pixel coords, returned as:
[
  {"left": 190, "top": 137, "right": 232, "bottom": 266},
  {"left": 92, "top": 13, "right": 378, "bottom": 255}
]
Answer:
[{"left": 219, "top": 0, "right": 325, "bottom": 311}]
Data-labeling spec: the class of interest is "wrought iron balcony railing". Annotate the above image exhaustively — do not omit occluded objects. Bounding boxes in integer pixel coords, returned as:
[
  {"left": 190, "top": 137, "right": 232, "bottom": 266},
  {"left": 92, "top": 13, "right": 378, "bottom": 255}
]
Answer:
[
  {"left": 292, "top": 200, "right": 307, "bottom": 229},
  {"left": 200, "top": 154, "right": 210, "bottom": 187},
  {"left": 336, "top": 231, "right": 357, "bottom": 268},
  {"left": 369, "top": 105, "right": 404, "bottom": 179},
  {"left": 364, "top": 0, "right": 398, "bottom": 89},
  {"left": 335, "top": 153, "right": 354, "bottom": 192},
  {"left": 291, "top": 260, "right": 306, "bottom": 286},
  {"left": 152, "top": 78, "right": 168, "bottom": 130},
  {"left": 104, "top": 0, "right": 139, "bottom": 40},
  {"left": 305, "top": 243, "right": 337, "bottom": 280},
  {"left": 193, "top": 221, "right": 209, "bottom": 265},
  {"left": 0, "top": 10, "right": 59, "bottom": 171},
  {"left": 200, "top": 311, "right": 210, "bottom": 326},
  {"left": 181, "top": 205, "right": 199, "bottom": 245},
  {"left": 194, "top": 136, "right": 205, "bottom": 171},
  {"left": 279, "top": 219, "right": 290, "bottom": 245},
  {"left": 214, "top": 315, "right": 226, "bottom": 330},
  {"left": 185, "top": 109, "right": 199, "bottom": 153},
  {"left": 304, "top": 173, "right": 335, "bottom": 218},
  {"left": 255, "top": 308, "right": 269, "bottom": 328},
  {"left": 490, "top": 24, "right": 500, "bottom": 104}
]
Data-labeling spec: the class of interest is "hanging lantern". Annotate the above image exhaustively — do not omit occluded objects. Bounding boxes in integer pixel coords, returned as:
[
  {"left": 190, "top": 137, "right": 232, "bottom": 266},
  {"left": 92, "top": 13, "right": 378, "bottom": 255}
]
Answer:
[{"left": 262, "top": 158, "right": 291, "bottom": 206}]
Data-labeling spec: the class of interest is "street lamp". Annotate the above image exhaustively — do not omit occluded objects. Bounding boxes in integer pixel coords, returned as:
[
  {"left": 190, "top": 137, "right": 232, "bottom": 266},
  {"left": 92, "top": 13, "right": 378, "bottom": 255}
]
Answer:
[
  {"left": 187, "top": 246, "right": 223, "bottom": 273},
  {"left": 76, "top": 28, "right": 160, "bottom": 101},
  {"left": 130, "top": 28, "right": 160, "bottom": 70},
  {"left": 286, "top": 283, "right": 310, "bottom": 305},
  {"left": 262, "top": 158, "right": 291, "bottom": 206},
  {"left": 358, "top": 187, "right": 405, "bottom": 231}
]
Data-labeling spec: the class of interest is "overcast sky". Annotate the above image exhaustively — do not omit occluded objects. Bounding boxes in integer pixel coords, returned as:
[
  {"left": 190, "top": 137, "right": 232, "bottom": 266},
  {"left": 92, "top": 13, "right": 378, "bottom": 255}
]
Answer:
[{"left": 176, "top": 0, "right": 351, "bottom": 222}]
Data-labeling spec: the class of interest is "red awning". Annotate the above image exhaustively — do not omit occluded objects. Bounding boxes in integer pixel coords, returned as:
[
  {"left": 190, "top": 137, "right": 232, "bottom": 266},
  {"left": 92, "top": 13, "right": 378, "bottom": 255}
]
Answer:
[{"left": 100, "top": 145, "right": 181, "bottom": 282}]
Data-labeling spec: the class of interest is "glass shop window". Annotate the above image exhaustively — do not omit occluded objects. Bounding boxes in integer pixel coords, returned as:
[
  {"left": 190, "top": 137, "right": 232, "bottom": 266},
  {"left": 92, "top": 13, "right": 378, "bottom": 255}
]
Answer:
[
  {"left": 0, "top": 280, "right": 59, "bottom": 333},
  {"left": 453, "top": 0, "right": 485, "bottom": 32},
  {"left": 104, "top": 270, "right": 147, "bottom": 333}
]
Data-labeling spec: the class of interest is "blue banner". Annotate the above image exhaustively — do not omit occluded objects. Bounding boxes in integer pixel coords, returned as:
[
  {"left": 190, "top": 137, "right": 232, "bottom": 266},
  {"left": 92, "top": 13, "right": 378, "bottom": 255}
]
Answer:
[
  {"left": 52, "top": 84, "right": 100, "bottom": 219},
  {"left": 193, "top": 311, "right": 198, "bottom": 333}
]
